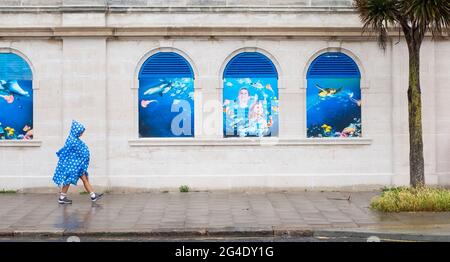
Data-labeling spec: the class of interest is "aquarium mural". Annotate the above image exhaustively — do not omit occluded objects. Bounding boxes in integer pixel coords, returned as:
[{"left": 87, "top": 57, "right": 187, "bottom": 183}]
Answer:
[
  {"left": 138, "top": 52, "right": 194, "bottom": 137},
  {"left": 0, "top": 53, "right": 33, "bottom": 140},
  {"left": 306, "top": 52, "right": 361, "bottom": 138},
  {"left": 223, "top": 52, "right": 279, "bottom": 137},
  {"left": 223, "top": 78, "right": 278, "bottom": 137}
]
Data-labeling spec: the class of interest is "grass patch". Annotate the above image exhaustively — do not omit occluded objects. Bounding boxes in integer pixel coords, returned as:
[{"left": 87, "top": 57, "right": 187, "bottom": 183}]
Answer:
[
  {"left": 0, "top": 189, "right": 16, "bottom": 194},
  {"left": 371, "top": 187, "right": 450, "bottom": 212},
  {"left": 80, "top": 191, "right": 89, "bottom": 195},
  {"left": 179, "top": 185, "right": 190, "bottom": 193}
]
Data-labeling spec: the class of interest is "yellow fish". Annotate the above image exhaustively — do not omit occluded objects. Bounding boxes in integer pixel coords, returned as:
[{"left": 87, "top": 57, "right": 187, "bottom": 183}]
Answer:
[
  {"left": 4, "top": 127, "right": 14, "bottom": 136},
  {"left": 321, "top": 124, "right": 332, "bottom": 133}
]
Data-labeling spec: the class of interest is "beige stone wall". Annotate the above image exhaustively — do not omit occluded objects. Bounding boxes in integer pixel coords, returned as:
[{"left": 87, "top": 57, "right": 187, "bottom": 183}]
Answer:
[{"left": 0, "top": 4, "right": 449, "bottom": 191}]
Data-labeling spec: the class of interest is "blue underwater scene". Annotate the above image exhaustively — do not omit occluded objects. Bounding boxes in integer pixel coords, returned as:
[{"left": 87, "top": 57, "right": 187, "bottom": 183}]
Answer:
[
  {"left": 223, "top": 77, "right": 279, "bottom": 137},
  {"left": 139, "top": 77, "right": 194, "bottom": 137},
  {"left": 307, "top": 78, "right": 361, "bottom": 138},
  {"left": 0, "top": 80, "right": 33, "bottom": 140}
]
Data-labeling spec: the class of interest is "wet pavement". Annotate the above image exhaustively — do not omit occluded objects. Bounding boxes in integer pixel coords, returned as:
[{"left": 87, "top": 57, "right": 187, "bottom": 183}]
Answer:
[
  {"left": 0, "top": 235, "right": 390, "bottom": 242},
  {"left": 1, "top": 191, "right": 450, "bottom": 241}
]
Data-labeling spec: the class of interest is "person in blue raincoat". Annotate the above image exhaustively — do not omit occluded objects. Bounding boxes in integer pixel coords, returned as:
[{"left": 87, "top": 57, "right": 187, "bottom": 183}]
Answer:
[{"left": 53, "top": 120, "right": 103, "bottom": 204}]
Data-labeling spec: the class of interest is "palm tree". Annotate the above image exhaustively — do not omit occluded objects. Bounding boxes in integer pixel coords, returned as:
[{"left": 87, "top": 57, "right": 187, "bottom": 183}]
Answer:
[{"left": 353, "top": 0, "right": 449, "bottom": 187}]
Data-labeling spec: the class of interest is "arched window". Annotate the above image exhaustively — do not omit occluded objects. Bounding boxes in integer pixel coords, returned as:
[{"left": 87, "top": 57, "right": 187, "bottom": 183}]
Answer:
[
  {"left": 0, "top": 53, "right": 33, "bottom": 140},
  {"left": 306, "top": 52, "right": 361, "bottom": 138},
  {"left": 138, "top": 52, "right": 195, "bottom": 137},
  {"left": 222, "top": 52, "right": 279, "bottom": 137}
]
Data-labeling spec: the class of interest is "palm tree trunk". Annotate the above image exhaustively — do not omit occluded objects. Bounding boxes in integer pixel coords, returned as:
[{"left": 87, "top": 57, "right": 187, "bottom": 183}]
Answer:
[{"left": 407, "top": 43, "right": 425, "bottom": 187}]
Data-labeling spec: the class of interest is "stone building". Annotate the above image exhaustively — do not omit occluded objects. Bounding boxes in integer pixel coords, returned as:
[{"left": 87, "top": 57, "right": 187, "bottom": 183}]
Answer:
[{"left": 0, "top": 0, "right": 449, "bottom": 191}]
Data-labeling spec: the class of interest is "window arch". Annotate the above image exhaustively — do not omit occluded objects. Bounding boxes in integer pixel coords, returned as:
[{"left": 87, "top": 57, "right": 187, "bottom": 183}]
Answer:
[
  {"left": 306, "top": 52, "right": 361, "bottom": 138},
  {"left": 138, "top": 52, "right": 195, "bottom": 137},
  {"left": 222, "top": 52, "right": 279, "bottom": 137},
  {"left": 0, "top": 53, "right": 33, "bottom": 140}
]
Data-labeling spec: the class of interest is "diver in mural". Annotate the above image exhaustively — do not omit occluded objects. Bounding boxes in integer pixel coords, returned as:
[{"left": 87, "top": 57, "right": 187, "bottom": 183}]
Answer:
[
  {"left": 224, "top": 87, "right": 256, "bottom": 137},
  {"left": 248, "top": 100, "right": 269, "bottom": 137},
  {"left": 52, "top": 120, "right": 103, "bottom": 204}
]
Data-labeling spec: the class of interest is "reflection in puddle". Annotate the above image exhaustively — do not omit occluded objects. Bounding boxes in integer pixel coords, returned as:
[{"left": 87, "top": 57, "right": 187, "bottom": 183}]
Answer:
[{"left": 55, "top": 203, "right": 103, "bottom": 230}]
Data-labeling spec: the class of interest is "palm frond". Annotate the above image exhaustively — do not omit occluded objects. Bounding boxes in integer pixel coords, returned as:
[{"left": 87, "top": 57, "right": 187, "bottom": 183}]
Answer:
[
  {"left": 407, "top": 0, "right": 450, "bottom": 39},
  {"left": 353, "top": 0, "right": 400, "bottom": 49}
]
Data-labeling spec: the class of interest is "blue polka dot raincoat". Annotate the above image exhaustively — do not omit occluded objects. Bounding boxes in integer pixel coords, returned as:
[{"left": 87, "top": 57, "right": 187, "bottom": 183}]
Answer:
[{"left": 53, "top": 120, "right": 90, "bottom": 187}]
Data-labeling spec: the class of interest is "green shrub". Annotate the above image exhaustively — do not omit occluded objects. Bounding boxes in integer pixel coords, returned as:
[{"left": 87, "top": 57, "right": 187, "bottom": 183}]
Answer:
[
  {"left": 0, "top": 189, "right": 16, "bottom": 194},
  {"left": 179, "top": 185, "right": 190, "bottom": 193},
  {"left": 371, "top": 187, "right": 450, "bottom": 212}
]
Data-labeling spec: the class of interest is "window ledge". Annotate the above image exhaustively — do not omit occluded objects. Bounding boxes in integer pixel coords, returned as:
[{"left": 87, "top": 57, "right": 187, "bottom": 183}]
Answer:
[
  {"left": 129, "top": 138, "right": 372, "bottom": 146},
  {"left": 0, "top": 140, "right": 42, "bottom": 147}
]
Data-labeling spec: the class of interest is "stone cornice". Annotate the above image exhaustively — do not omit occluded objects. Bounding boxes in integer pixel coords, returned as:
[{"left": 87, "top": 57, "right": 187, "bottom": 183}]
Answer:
[
  {"left": 0, "top": 26, "right": 445, "bottom": 39},
  {"left": 0, "top": 26, "right": 407, "bottom": 38}
]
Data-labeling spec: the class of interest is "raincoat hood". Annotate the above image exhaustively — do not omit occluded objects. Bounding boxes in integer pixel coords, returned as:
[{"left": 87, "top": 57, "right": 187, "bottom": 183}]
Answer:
[{"left": 69, "top": 120, "right": 85, "bottom": 138}]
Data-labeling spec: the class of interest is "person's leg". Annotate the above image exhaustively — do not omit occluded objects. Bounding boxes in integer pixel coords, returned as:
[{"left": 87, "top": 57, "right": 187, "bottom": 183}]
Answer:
[
  {"left": 58, "top": 184, "right": 72, "bottom": 204},
  {"left": 80, "top": 174, "right": 94, "bottom": 193},
  {"left": 61, "top": 184, "right": 70, "bottom": 194},
  {"left": 80, "top": 174, "right": 103, "bottom": 202}
]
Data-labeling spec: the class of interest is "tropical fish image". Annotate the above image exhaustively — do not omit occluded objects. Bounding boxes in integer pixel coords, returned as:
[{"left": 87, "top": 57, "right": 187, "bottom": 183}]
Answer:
[
  {"left": 0, "top": 94, "right": 14, "bottom": 104},
  {"left": 4, "top": 127, "right": 15, "bottom": 137},
  {"left": 321, "top": 124, "right": 332, "bottom": 134},
  {"left": 237, "top": 78, "right": 252, "bottom": 85},
  {"left": 267, "top": 116, "right": 273, "bottom": 127},
  {"left": 315, "top": 84, "right": 343, "bottom": 98},
  {"left": 144, "top": 84, "right": 170, "bottom": 96},
  {"left": 139, "top": 77, "right": 194, "bottom": 138},
  {"left": 23, "top": 128, "right": 33, "bottom": 140},
  {"left": 250, "top": 82, "right": 264, "bottom": 89},
  {"left": 143, "top": 79, "right": 172, "bottom": 96},
  {"left": 307, "top": 77, "right": 361, "bottom": 138},
  {"left": 348, "top": 92, "right": 361, "bottom": 106},
  {"left": 265, "top": 84, "right": 274, "bottom": 93},
  {"left": 17, "top": 125, "right": 33, "bottom": 140},
  {"left": 341, "top": 123, "right": 356, "bottom": 135},
  {"left": 188, "top": 92, "right": 194, "bottom": 100},
  {"left": 0, "top": 80, "right": 29, "bottom": 97},
  {"left": 0, "top": 82, "right": 15, "bottom": 103},
  {"left": 143, "top": 78, "right": 192, "bottom": 98},
  {"left": 0, "top": 56, "right": 34, "bottom": 140},
  {"left": 140, "top": 99, "right": 157, "bottom": 108}
]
